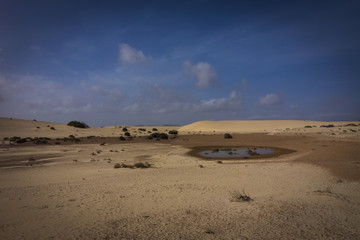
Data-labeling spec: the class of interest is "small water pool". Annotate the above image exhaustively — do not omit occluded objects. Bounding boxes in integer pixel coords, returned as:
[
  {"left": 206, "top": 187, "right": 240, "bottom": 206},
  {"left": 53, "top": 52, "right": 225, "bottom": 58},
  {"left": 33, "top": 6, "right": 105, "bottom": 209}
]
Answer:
[{"left": 199, "top": 147, "right": 274, "bottom": 158}]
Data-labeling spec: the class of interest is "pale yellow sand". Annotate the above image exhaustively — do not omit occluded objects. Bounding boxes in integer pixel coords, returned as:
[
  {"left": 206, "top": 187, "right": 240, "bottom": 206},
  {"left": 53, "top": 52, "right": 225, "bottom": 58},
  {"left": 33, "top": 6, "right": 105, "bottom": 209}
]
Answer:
[
  {"left": 0, "top": 118, "right": 359, "bottom": 239},
  {"left": 179, "top": 120, "right": 360, "bottom": 137},
  {"left": 0, "top": 117, "right": 180, "bottom": 139}
]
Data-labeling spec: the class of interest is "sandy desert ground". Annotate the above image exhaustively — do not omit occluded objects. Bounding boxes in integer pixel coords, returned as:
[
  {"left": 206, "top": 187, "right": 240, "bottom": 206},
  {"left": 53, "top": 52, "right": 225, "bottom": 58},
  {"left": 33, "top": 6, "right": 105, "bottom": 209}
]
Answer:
[{"left": 0, "top": 118, "right": 360, "bottom": 239}]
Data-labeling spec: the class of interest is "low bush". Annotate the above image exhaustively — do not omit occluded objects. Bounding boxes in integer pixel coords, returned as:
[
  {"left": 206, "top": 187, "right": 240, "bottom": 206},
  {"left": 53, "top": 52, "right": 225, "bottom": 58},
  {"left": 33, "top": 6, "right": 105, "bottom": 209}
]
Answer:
[
  {"left": 320, "top": 124, "right": 335, "bottom": 128},
  {"left": 169, "top": 130, "right": 178, "bottom": 135},
  {"left": 67, "top": 121, "right": 89, "bottom": 128},
  {"left": 34, "top": 138, "right": 49, "bottom": 144},
  {"left": 152, "top": 128, "right": 158, "bottom": 131},
  {"left": 114, "top": 162, "right": 151, "bottom": 169},
  {"left": 124, "top": 132, "right": 131, "bottom": 137},
  {"left": 229, "top": 190, "right": 253, "bottom": 202},
  {"left": 122, "top": 127, "right": 128, "bottom": 132},
  {"left": 160, "top": 133, "right": 168, "bottom": 139},
  {"left": 15, "top": 138, "right": 27, "bottom": 144},
  {"left": 224, "top": 133, "right": 232, "bottom": 139},
  {"left": 119, "top": 136, "right": 126, "bottom": 141},
  {"left": 345, "top": 123, "right": 358, "bottom": 127}
]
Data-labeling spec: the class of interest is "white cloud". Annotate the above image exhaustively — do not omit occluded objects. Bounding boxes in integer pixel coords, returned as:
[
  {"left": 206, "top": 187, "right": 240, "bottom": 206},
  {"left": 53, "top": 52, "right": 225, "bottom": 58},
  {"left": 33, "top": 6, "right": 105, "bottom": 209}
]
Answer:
[
  {"left": 121, "top": 83, "right": 242, "bottom": 114},
  {"left": 191, "top": 91, "right": 242, "bottom": 112},
  {"left": 183, "top": 61, "right": 218, "bottom": 88},
  {"left": 257, "top": 93, "right": 282, "bottom": 106},
  {"left": 81, "top": 81, "right": 125, "bottom": 103},
  {"left": 0, "top": 74, "right": 95, "bottom": 116},
  {"left": 119, "top": 43, "right": 151, "bottom": 64}
]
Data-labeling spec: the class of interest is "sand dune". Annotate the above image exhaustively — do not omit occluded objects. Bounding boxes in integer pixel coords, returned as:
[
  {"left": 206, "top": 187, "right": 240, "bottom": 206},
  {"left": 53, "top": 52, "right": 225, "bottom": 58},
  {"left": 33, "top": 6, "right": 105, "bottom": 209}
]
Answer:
[{"left": 179, "top": 120, "right": 359, "bottom": 134}]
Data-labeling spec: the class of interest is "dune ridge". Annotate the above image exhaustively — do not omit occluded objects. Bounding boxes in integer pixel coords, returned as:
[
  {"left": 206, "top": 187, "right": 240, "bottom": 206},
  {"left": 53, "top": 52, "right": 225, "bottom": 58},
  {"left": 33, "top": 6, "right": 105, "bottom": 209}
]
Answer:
[{"left": 178, "top": 120, "right": 358, "bottom": 134}]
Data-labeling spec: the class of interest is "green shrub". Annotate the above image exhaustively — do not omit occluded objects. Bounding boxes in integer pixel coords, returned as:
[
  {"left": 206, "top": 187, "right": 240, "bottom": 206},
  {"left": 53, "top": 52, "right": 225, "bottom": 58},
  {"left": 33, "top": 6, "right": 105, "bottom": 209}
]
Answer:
[
  {"left": 150, "top": 132, "right": 160, "bottom": 138},
  {"left": 114, "top": 162, "right": 151, "bottom": 169},
  {"left": 122, "top": 127, "right": 128, "bottom": 132},
  {"left": 10, "top": 136, "right": 21, "bottom": 142},
  {"left": 345, "top": 123, "right": 358, "bottom": 127},
  {"left": 16, "top": 138, "right": 27, "bottom": 144},
  {"left": 150, "top": 132, "right": 168, "bottom": 139},
  {"left": 224, "top": 133, "right": 232, "bottom": 139},
  {"left": 67, "top": 121, "right": 89, "bottom": 128},
  {"left": 320, "top": 124, "right": 335, "bottom": 128},
  {"left": 152, "top": 128, "right": 158, "bottom": 131},
  {"left": 229, "top": 191, "right": 253, "bottom": 202},
  {"left": 169, "top": 130, "right": 178, "bottom": 135},
  {"left": 160, "top": 133, "right": 168, "bottom": 139},
  {"left": 124, "top": 132, "right": 131, "bottom": 137}
]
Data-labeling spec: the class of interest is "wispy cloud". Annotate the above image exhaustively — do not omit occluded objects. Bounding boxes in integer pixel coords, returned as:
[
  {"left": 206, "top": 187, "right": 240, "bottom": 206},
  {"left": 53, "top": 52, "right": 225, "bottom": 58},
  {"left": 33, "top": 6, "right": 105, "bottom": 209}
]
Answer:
[
  {"left": 119, "top": 43, "right": 151, "bottom": 64},
  {"left": 0, "top": 74, "right": 96, "bottom": 117},
  {"left": 81, "top": 81, "right": 126, "bottom": 103},
  {"left": 122, "top": 82, "right": 242, "bottom": 114},
  {"left": 191, "top": 91, "right": 242, "bottom": 112},
  {"left": 183, "top": 61, "right": 219, "bottom": 88},
  {"left": 257, "top": 93, "right": 282, "bottom": 106}
]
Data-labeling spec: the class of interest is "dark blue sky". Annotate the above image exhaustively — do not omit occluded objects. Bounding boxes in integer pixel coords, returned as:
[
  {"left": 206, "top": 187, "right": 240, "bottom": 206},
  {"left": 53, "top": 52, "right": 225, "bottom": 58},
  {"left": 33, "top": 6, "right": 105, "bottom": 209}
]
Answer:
[{"left": 0, "top": 0, "right": 359, "bottom": 126}]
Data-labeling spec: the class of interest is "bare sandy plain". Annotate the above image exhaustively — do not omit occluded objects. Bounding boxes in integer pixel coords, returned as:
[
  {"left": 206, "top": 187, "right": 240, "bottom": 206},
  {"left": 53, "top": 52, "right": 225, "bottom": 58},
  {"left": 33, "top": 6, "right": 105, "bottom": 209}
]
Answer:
[{"left": 1, "top": 118, "right": 360, "bottom": 239}]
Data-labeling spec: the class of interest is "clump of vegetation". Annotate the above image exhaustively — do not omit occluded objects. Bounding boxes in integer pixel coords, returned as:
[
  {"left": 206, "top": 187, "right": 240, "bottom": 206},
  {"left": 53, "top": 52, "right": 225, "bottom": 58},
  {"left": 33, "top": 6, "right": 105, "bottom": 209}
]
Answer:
[
  {"left": 65, "top": 135, "right": 81, "bottom": 143},
  {"left": 224, "top": 133, "right": 232, "bottom": 139},
  {"left": 16, "top": 138, "right": 28, "bottom": 144},
  {"left": 217, "top": 160, "right": 222, "bottom": 164},
  {"left": 122, "top": 127, "right": 128, "bottom": 132},
  {"left": 204, "top": 229, "right": 215, "bottom": 234},
  {"left": 320, "top": 124, "right": 335, "bottom": 128},
  {"left": 119, "top": 136, "right": 126, "bottom": 141},
  {"left": 133, "top": 162, "right": 151, "bottom": 168},
  {"left": 345, "top": 123, "right": 359, "bottom": 127},
  {"left": 114, "top": 162, "right": 151, "bottom": 169},
  {"left": 150, "top": 132, "right": 168, "bottom": 139},
  {"left": 50, "top": 127, "right": 56, "bottom": 130},
  {"left": 169, "top": 130, "right": 178, "bottom": 135},
  {"left": 229, "top": 190, "right": 253, "bottom": 202},
  {"left": 33, "top": 137, "right": 51, "bottom": 144},
  {"left": 8, "top": 136, "right": 21, "bottom": 142},
  {"left": 138, "top": 128, "right": 146, "bottom": 132},
  {"left": 67, "top": 121, "right": 89, "bottom": 128},
  {"left": 124, "top": 132, "right": 131, "bottom": 137},
  {"left": 152, "top": 128, "right": 158, "bottom": 131},
  {"left": 305, "top": 125, "right": 312, "bottom": 128}
]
